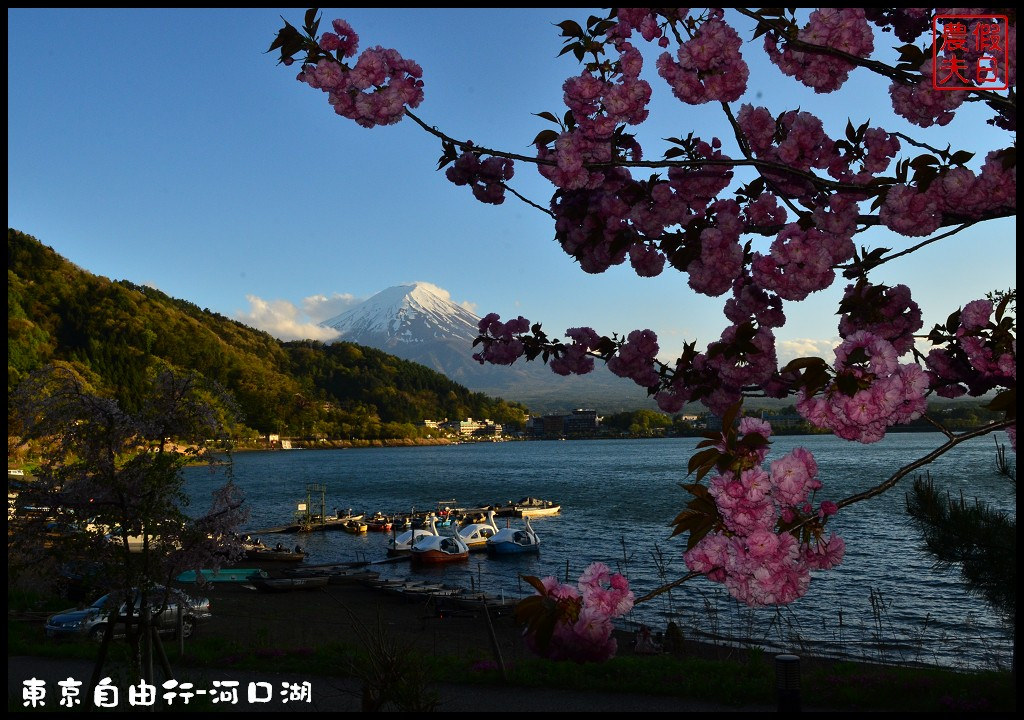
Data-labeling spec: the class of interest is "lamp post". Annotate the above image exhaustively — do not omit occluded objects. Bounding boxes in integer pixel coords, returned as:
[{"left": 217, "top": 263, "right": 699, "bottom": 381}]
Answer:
[{"left": 775, "top": 654, "right": 801, "bottom": 712}]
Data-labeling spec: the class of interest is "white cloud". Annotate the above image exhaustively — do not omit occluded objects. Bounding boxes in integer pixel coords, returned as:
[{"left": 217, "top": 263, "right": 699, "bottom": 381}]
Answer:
[
  {"left": 410, "top": 280, "right": 477, "bottom": 315},
  {"left": 301, "top": 292, "right": 361, "bottom": 322},
  {"left": 776, "top": 337, "right": 840, "bottom": 367},
  {"left": 235, "top": 295, "right": 342, "bottom": 342}
]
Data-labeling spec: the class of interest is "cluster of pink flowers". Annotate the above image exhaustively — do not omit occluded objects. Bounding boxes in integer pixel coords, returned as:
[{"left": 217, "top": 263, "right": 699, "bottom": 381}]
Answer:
[
  {"left": 685, "top": 418, "right": 845, "bottom": 607},
  {"left": 657, "top": 17, "right": 750, "bottom": 104},
  {"left": 445, "top": 149, "right": 515, "bottom": 205},
  {"left": 607, "top": 8, "right": 687, "bottom": 48},
  {"left": 748, "top": 194, "right": 857, "bottom": 303},
  {"left": 318, "top": 18, "right": 359, "bottom": 58},
  {"left": 525, "top": 562, "right": 634, "bottom": 663},
  {"left": 667, "top": 138, "right": 734, "bottom": 211},
  {"left": 889, "top": 59, "right": 966, "bottom": 128},
  {"left": 536, "top": 29, "right": 652, "bottom": 194},
  {"left": 724, "top": 272, "right": 786, "bottom": 329},
  {"left": 549, "top": 327, "right": 601, "bottom": 376},
  {"left": 563, "top": 48, "right": 652, "bottom": 133},
  {"left": 925, "top": 299, "right": 1017, "bottom": 398},
  {"left": 471, "top": 313, "right": 530, "bottom": 366},
  {"left": 751, "top": 224, "right": 839, "bottom": 302},
  {"left": 881, "top": 149, "right": 1017, "bottom": 234},
  {"left": 687, "top": 199, "right": 744, "bottom": 296},
  {"left": 606, "top": 329, "right": 661, "bottom": 387},
  {"left": 737, "top": 105, "right": 841, "bottom": 199},
  {"left": 703, "top": 325, "right": 779, "bottom": 413},
  {"left": 764, "top": 8, "right": 874, "bottom": 93},
  {"left": 296, "top": 22, "right": 424, "bottom": 128},
  {"left": 838, "top": 282, "right": 922, "bottom": 356},
  {"left": 550, "top": 172, "right": 631, "bottom": 273},
  {"left": 796, "top": 331, "right": 928, "bottom": 443},
  {"left": 829, "top": 127, "right": 901, "bottom": 184},
  {"left": 879, "top": 184, "right": 942, "bottom": 237}
]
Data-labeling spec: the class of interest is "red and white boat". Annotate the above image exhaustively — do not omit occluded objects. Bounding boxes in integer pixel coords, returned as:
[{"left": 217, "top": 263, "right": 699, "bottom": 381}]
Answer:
[
  {"left": 411, "top": 517, "right": 469, "bottom": 565},
  {"left": 367, "top": 513, "right": 393, "bottom": 532}
]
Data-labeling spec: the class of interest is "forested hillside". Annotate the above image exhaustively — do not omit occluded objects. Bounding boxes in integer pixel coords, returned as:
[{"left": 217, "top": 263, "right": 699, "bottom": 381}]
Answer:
[{"left": 8, "top": 229, "right": 528, "bottom": 439}]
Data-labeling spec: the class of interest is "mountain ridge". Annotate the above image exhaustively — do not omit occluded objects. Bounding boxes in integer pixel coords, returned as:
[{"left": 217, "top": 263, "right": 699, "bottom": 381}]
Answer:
[
  {"left": 7, "top": 229, "right": 528, "bottom": 438},
  {"left": 320, "top": 282, "right": 661, "bottom": 414}
]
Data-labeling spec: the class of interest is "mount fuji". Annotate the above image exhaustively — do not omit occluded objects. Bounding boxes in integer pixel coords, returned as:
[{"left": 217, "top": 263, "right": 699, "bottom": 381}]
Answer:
[{"left": 320, "top": 282, "right": 653, "bottom": 413}]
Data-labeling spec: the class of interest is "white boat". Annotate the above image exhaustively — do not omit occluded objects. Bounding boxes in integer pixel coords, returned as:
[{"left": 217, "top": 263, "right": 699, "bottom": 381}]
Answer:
[
  {"left": 457, "top": 510, "right": 499, "bottom": 552},
  {"left": 411, "top": 518, "right": 470, "bottom": 565},
  {"left": 386, "top": 513, "right": 439, "bottom": 556},
  {"left": 513, "top": 497, "right": 561, "bottom": 517},
  {"left": 486, "top": 515, "right": 541, "bottom": 555}
]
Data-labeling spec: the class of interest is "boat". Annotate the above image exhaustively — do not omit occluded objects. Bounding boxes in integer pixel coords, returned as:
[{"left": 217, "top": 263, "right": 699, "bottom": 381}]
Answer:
[
  {"left": 486, "top": 515, "right": 541, "bottom": 555},
  {"left": 386, "top": 514, "right": 439, "bottom": 556},
  {"left": 457, "top": 509, "right": 499, "bottom": 552},
  {"left": 513, "top": 497, "right": 561, "bottom": 517},
  {"left": 410, "top": 518, "right": 470, "bottom": 565},
  {"left": 449, "top": 591, "right": 519, "bottom": 613},
  {"left": 247, "top": 572, "right": 330, "bottom": 592},
  {"left": 176, "top": 568, "right": 262, "bottom": 583},
  {"left": 341, "top": 518, "right": 368, "bottom": 534},
  {"left": 243, "top": 538, "right": 306, "bottom": 562},
  {"left": 366, "top": 513, "right": 393, "bottom": 532},
  {"left": 327, "top": 569, "right": 380, "bottom": 585}
]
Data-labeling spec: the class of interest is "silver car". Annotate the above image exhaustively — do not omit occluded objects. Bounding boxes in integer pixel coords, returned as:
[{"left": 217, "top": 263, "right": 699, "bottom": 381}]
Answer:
[{"left": 44, "top": 587, "right": 211, "bottom": 642}]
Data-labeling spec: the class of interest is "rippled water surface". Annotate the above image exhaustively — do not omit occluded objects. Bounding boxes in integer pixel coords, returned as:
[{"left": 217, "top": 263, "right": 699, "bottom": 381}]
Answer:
[{"left": 183, "top": 432, "right": 1015, "bottom": 669}]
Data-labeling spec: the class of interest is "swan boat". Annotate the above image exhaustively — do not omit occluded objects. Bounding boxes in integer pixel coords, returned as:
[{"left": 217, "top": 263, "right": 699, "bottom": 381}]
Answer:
[
  {"left": 386, "top": 514, "right": 439, "bottom": 556},
  {"left": 486, "top": 515, "right": 541, "bottom": 555},
  {"left": 457, "top": 509, "right": 499, "bottom": 552},
  {"left": 411, "top": 518, "right": 470, "bottom": 565}
]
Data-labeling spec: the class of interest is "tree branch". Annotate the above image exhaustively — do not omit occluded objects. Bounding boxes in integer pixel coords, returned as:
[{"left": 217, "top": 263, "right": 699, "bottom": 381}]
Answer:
[
  {"left": 633, "top": 571, "right": 701, "bottom": 605},
  {"left": 836, "top": 420, "right": 1016, "bottom": 510},
  {"left": 733, "top": 8, "right": 1016, "bottom": 113}
]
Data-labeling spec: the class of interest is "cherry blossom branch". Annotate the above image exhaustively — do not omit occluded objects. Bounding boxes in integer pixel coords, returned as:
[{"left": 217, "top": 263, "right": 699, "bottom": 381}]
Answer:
[
  {"left": 501, "top": 182, "right": 554, "bottom": 216},
  {"left": 408, "top": 109, "right": 1013, "bottom": 238},
  {"left": 734, "top": 8, "right": 1015, "bottom": 112},
  {"left": 920, "top": 412, "right": 956, "bottom": 440},
  {"left": 835, "top": 221, "right": 978, "bottom": 272},
  {"left": 835, "top": 419, "right": 1015, "bottom": 510},
  {"left": 404, "top": 109, "right": 549, "bottom": 165},
  {"left": 633, "top": 570, "right": 702, "bottom": 605}
]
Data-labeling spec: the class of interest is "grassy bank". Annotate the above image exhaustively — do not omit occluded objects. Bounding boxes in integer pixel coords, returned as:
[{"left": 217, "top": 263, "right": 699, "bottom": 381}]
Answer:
[{"left": 9, "top": 587, "right": 1015, "bottom": 713}]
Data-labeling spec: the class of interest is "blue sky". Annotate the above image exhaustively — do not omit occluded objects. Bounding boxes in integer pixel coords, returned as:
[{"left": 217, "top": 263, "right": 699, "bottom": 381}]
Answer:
[{"left": 8, "top": 8, "right": 1015, "bottom": 367}]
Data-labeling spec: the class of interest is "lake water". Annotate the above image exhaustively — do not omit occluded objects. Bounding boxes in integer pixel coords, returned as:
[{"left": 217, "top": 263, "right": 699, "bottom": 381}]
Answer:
[{"left": 183, "top": 432, "right": 1016, "bottom": 670}]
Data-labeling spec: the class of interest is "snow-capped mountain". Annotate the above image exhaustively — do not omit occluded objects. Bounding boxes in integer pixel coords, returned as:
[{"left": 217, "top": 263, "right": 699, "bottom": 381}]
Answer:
[
  {"left": 321, "top": 282, "right": 480, "bottom": 350},
  {"left": 321, "top": 282, "right": 655, "bottom": 413}
]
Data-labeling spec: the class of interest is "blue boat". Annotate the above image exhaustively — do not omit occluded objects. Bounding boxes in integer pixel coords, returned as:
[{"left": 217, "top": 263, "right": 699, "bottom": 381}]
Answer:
[
  {"left": 486, "top": 516, "right": 540, "bottom": 555},
  {"left": 176, "top": 568, "right": 263, "bottom": 583}
]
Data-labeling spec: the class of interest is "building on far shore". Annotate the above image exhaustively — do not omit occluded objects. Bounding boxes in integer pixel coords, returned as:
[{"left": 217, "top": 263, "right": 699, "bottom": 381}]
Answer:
[
  {"left": 530, "top": 409, "right": 600, "bottom": 437},
  {"left": 435, "top": 417, "right": 503, "bottom": 438}
]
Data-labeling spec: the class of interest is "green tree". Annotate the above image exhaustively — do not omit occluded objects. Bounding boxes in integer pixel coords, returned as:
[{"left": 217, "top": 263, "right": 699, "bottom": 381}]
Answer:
[
  {"left": 11, "top": 362, "right": 248, "bottom": 687},
  {"left": 906, "top": 474, "right": 1016, "bottom": 664}
]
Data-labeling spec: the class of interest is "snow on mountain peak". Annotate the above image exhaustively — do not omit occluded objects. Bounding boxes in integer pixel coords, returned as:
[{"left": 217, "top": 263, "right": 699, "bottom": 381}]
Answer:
[{"left": 320, "top": 282, "right": 481, "bottom": 343}]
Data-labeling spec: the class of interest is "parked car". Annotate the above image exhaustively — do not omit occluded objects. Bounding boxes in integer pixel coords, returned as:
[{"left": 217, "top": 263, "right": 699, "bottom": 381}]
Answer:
[{"left": 44, "top": 587, "right": 211, "bottom": 642}]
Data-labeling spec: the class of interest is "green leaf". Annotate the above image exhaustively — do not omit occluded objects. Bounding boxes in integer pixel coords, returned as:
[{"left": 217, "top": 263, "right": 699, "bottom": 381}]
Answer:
[
  {"left": 984, "top": 388, "right": 1017, "bottom": 417},
  {"left": 521, "top": 574, "right": 548, "bottom": 595},
  {"left": 304, "top": 8, "right": 319, "bottom": 31},
  {"left": 687, "top": 447, "right": 720, "bottom": 475},
  {"left": 532, "top": 129, "right": 560, "bottom": 147},
  {"left": 557, "top": 20, "right": 584, "bottom": 38},
  {"left": 534, "top": 111, "right": 561, "bottom": 125},
  {"left": 781, "top": 356, "right": 828, "bottom": 373}
]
